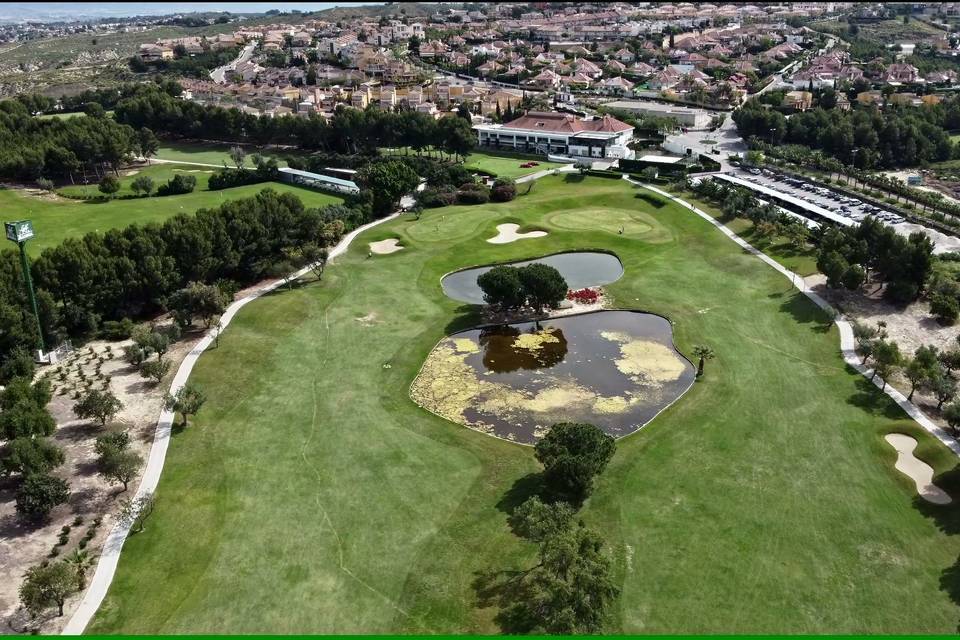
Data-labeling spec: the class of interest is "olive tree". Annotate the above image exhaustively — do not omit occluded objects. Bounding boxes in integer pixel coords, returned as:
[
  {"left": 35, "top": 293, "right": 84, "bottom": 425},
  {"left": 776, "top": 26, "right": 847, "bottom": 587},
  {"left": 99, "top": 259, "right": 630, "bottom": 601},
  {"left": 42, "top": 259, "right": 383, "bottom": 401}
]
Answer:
[
  {"left": 16, "top": 473, "right": 69, "bottom": 522},
  {"left": 73, "top": 389, "right": 123, "bottom": 426},
  {"left": 19, "top": 561, "right": 75, "bottom": 617},
  {"left": 164, "top": 383, "right": 207, "bottom": 427}
]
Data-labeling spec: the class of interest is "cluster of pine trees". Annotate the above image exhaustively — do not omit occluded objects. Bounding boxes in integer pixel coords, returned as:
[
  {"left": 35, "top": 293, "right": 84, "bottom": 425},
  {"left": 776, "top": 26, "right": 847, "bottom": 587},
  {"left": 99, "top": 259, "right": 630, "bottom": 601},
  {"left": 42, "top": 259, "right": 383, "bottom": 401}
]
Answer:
[{"left": 0, "top": 190, "right": 368, "bottom": 375}]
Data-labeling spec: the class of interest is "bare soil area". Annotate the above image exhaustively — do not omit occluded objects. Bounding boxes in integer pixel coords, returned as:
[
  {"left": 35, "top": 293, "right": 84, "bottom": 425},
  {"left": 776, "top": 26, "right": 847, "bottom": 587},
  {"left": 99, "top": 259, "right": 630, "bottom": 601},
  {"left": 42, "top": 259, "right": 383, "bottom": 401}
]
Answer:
[
  {"left": 0, "top": 323, "right": 205, "bottom": 634},
  {"left": 809, "top": 273, "right": 960, "bottom": 436}
]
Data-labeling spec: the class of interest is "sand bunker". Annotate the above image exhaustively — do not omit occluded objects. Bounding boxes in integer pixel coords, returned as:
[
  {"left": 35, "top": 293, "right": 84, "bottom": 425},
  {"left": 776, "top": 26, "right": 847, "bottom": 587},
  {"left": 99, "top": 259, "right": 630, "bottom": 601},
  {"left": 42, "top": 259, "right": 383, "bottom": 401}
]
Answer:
[
  {"left": 487, "top": 223, "right": 548, "bottom": 245},
  {"left": 369, "top": 238, "right": 403, "bottom": 254},
  {"left": 884, "top": 433, "right": 952, "bottom": 505}
]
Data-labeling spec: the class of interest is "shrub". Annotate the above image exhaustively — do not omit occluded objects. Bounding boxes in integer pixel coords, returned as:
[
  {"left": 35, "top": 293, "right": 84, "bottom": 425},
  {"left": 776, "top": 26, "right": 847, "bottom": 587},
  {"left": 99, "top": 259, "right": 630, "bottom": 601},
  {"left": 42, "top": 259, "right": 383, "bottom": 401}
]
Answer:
[
  {"left": 98, "top": 175, "right": 120, "bottom": 196},
  {"left": 490, "top": 178, "right": 517, "bottom": 202},
  {"left": 101, "top": 318, "right": 135, "bottom": 340},
  {"left": 931, "top": 293, "right": 960, "bottom": 325},
  {"left": 456, "top": 184, "right": 490, "bottom": 205},
  {"left": 419, "top": 186, "right": 457, "bottom": 208},
  {"left": 566, "top": 288, "right": 600, "bottom": 304},
  {"left": 16, "top": 474, "right": 70, "bottom": 522},
  {"left": 156, "top": 174, "right": 196, "bottom": 196},
  {"left": 884, "top": 279, "right": 920, "bottom": 305}
]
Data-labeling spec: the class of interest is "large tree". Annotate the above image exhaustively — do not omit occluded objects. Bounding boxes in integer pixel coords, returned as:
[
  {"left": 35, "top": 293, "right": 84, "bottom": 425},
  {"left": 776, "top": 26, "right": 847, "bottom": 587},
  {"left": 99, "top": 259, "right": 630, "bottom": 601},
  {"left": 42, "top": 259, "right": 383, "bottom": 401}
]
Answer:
[
  {"left": 477, "top": 265, "right": 525, "bottom": 309},
  {"left": 73, "top": 389, "right": 123, "bottom": 426},
  {"left": 517, "top": 264, "right": 568, "bottom": 312},
  {"left": 19, "top": 561, "right": 75, "bottom": 617},
  {"left": 15, "top": 473, "right": 70, "bottom": 522},
  {"left": 498, "top": 523, "right": 619, "bottom": 634},
  {"left": 534, "top": 422, "right": 616, "bottom": 503},
  {"left": 1, "top": 437, "right": 64, "bottom": 477},
  {"left": 355, "top": 160, "right": 420, "bottom": 216}
]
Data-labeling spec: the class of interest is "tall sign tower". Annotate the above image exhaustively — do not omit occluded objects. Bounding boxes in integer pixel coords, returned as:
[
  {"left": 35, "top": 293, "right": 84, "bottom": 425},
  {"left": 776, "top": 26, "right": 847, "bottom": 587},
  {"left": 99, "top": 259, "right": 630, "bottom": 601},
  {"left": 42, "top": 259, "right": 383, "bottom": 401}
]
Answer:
[{"left": 5, "top": 220, "right": 44, "bottom": 352}]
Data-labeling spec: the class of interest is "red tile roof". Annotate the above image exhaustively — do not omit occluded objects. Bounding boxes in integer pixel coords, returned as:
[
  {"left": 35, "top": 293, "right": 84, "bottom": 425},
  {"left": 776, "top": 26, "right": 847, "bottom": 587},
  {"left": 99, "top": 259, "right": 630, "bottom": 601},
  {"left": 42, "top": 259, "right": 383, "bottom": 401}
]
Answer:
[{"left": 502, "top": 111, "right": 632, "bottom": 133}]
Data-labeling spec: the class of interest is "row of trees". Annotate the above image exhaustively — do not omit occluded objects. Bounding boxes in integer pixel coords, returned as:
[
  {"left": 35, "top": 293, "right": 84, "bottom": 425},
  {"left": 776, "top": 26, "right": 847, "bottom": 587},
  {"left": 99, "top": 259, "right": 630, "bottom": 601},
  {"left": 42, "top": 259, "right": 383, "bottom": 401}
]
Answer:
[
  {"left": 485, "top": 423, "right": 619, "bottom": 634},
  {"left": 0, "top": 98, "right": 160, "bottom": 182},
  {"left": 748, "top": 140, "right": 960, "bottom": 232},
  {"left": 816, "top": 217, "right": 934, "bottom": 303},
  {"left": 0, "top": 190, "right": 366, "bottom": 375},
  {"left": 113, "top": 85, "right": 475, "bottom": 158},
  {"left": 732, "top": 99, "right": 959, "bottom": 169}
]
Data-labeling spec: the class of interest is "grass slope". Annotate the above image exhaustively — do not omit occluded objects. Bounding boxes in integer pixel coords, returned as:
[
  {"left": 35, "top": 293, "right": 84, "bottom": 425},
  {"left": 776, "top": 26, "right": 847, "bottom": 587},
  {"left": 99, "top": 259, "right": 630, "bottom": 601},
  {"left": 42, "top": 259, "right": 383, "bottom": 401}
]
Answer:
[
  {"left": 1, "top": 181, "right": 341, "bottom": 254},
  {"left": 88, "top": 175, "right": 960, "bottom": 633}
]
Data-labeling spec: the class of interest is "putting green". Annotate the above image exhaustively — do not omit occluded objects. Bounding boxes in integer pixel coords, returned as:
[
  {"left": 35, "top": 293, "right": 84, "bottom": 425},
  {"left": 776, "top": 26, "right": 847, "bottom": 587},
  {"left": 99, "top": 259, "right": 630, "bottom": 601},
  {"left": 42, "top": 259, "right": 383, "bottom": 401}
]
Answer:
[
  {"left": 546, "top": 207, "right": 666, "bottom": 240},
  {"left": 87, "top": 176, "right": 960, "bottom": 634}
]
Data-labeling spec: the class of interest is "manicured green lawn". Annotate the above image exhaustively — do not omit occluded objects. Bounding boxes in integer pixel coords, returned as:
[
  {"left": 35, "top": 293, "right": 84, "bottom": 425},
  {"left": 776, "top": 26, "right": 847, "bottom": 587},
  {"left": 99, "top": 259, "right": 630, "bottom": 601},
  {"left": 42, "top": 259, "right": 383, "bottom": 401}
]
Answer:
[
  {"left": 463, "top": 151, "right": 567, "bottom": 179},
  {"left": 1, "top": 182, "right": 341, "bottom": 254},
  {"left": 57, "top": 164, "right": 216, "bottom": 198},
  {"left": 673, "top": 190, "right": 820, "bottom": 276},
  {"left": 88, "top": 175, "right": 960, "bottom": 633},
  {"left": 381, "top": 148, "right": 568, "bottom": 179},
  {"left": 155, "top": 141, "right": 299, "bottom": 168}
]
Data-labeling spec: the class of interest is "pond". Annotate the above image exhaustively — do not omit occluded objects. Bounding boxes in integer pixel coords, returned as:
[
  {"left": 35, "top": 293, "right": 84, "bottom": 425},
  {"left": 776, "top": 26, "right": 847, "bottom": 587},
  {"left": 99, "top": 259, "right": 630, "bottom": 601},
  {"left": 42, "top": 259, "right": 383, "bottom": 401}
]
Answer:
[
  {"left": 410, "top": 310, "right": 695, "bottom": 444},
  {"left": 440, "top": 251, "right": 624, "bottom": 305}
]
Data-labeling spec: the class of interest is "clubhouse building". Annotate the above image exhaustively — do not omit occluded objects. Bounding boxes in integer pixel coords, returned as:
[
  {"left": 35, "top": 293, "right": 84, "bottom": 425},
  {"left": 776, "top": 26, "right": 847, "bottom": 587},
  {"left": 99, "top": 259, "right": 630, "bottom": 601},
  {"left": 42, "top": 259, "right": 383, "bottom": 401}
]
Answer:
[{"left": 472, "top": 111, "right": 635, "bottom": 160}]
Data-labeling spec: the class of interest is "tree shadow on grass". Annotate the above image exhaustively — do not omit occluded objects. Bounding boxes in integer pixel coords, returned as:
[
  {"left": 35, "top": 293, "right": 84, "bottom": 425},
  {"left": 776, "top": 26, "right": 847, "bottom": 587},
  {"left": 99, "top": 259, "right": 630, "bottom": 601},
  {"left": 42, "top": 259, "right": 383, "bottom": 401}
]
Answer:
[
  {"left": 495, "top": 473, "right": 544, "bottom": 518},
  {"left": 939, "top": 556, "right": 960, "bottom": 631},
  {"left": 444, "top": 304, "right": 484, "bottom": 335},
  {"left": 778, "top": 293, "right": 833, "bottom": 333},
  {"left": 564, "top": 173, "right": 585, "bottom": 183},
  {"left": 845, "top": 376, "right": 908, "bottom": 420},
  {"left": 472, "top": 568, "right": 538, "bottom": 634}
]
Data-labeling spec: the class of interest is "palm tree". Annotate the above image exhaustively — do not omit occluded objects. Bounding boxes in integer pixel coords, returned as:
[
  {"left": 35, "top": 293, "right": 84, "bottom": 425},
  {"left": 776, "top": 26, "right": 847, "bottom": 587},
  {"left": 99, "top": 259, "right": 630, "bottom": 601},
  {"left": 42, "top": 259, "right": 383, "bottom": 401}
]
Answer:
[
  {"left": 65, "top": 548, "right": 94, "bottom": 590},
  {"left": 692, "top": 345, "right": 715, "bottom": 377}
]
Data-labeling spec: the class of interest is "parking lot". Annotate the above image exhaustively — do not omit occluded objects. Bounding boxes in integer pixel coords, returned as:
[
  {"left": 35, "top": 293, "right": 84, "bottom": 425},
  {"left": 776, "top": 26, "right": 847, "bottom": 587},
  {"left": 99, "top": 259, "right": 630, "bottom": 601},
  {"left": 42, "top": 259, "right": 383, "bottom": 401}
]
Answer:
[{"left": 729, "top": 167, "right": 960, "bottom": 254}]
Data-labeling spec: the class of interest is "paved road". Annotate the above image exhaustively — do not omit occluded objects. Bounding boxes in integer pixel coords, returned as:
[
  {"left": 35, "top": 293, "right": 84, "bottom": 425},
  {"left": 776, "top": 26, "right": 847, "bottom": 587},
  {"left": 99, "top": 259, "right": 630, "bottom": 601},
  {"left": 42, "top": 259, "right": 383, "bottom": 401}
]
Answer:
[{"left": 210, "top": 41, "right": 257, "bottom": 84}]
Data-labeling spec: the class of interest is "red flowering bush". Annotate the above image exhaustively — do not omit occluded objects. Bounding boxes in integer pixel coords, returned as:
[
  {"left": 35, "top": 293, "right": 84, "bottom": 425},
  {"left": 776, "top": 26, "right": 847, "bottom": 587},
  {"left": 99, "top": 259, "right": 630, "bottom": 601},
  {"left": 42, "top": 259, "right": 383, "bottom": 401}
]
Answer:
[{"left": 566, "top": 288, "right": 600, "bottom": 304}]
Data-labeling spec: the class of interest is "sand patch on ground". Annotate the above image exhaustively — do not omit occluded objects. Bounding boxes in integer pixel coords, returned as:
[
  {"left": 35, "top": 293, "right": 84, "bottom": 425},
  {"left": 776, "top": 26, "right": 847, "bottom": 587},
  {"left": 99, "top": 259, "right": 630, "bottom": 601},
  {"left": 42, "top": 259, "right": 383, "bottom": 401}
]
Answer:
[
  {"left": 354, "top": 312, "right": 378, "bottom": 326},
  {"left": 884, "top": 433, "right": 952, "bottom": 505},
  {"left": 487, "top": 223, "right": 548, "bottom": 244},
  {"left": 122, "top": 169, "right": 140, "bottom": 176},
  {"left": 601, "top": 331, "right": 687, "bottom": 384},
  {"left": 369, "top": 238, "right": 403, "bottom": 254},
  {"left": 172, "top": 168, "right": 213, "bottom": 174}
]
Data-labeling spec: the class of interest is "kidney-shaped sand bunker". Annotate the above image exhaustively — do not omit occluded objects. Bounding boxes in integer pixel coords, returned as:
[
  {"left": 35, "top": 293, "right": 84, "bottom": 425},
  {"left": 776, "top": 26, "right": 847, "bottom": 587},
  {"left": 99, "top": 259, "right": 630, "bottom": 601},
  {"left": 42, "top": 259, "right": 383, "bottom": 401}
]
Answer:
[{"left": 410, "top": 310, "right": 696, "bottom": 444}]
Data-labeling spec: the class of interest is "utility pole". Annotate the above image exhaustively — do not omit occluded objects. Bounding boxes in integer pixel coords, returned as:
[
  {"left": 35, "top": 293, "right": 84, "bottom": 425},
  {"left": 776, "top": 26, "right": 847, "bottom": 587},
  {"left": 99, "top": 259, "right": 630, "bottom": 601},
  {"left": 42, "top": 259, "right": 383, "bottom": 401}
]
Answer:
[{"left": 5, "top": 220, "right": 44, "bottom": 353}]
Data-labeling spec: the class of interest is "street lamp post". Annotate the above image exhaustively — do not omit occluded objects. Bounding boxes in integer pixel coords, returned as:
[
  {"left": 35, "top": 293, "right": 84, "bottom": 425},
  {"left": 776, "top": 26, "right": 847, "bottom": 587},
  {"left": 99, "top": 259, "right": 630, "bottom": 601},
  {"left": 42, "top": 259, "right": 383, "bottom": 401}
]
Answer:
[{"left": 4, "top": 220, "right": 44, "bottom": 353}]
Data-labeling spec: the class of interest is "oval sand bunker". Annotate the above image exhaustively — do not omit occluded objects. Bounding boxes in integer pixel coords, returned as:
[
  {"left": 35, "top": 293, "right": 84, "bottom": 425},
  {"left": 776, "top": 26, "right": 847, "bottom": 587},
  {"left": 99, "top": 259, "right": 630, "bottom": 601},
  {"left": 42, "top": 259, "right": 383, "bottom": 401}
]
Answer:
[
  {"left": 884, "top": 433, "right": 951, "bottom": 505},
  {"left": 487, "top": 223, "right": 548, "bottom": 244},
  {"left": 369, "top": 238, "right": 403, "bottom": 254}
]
